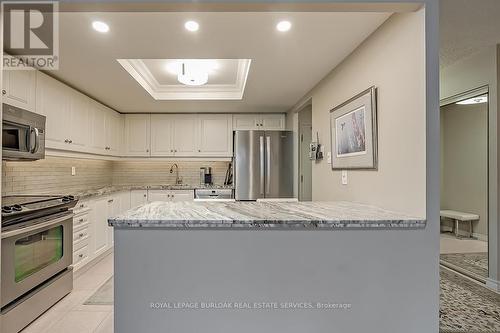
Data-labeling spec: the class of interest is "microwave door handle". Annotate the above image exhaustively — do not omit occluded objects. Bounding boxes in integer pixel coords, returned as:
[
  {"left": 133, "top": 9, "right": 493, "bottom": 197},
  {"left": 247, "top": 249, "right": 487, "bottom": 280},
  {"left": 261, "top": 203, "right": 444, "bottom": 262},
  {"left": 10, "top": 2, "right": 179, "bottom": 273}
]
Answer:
[{"left": 30, "top": 127, "right": 40, "bottom": 153}]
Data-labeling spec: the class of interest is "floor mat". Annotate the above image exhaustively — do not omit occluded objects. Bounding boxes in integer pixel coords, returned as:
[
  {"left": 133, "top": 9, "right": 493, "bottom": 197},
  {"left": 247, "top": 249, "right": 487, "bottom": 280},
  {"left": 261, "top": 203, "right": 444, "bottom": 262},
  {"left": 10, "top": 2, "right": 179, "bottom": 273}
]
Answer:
[
  {"left": 440, "top": 252, "right": 488, "bottom": 279},
  {"left": 440, "top": 267, "right": 500, "bottom": 333},
  {"left": 84, "top": 277, "right": 113, "bottom": 305}
]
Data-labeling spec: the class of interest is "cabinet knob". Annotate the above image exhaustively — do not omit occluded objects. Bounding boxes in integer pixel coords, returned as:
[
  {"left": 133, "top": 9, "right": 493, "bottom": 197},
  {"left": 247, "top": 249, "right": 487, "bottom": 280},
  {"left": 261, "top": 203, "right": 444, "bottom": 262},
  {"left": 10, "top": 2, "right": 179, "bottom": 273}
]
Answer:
[
  {"left": 170, "top": 150, "right": 173, "bottom": 152},
  {"left": 79, "top": 254, "right": 84, "bottom": 258},
  {"left": 174, "top": 150, "right": 177, "bottom": 152},
  {"left": 79, "top": 233, "right": 84, "bottom": 237},
  {"left": 146, "top": 149, "right": 149, "bottom": 152},
  {"left": 64, "top": 139, "right": 69, "bottom": 143},
  {"left": 2, "top": 89, "right": 6, "bottom": 95},
  {"left": 79, "top": 218, "right": 84, "bottom": 222},
  {"left": 198, "top": 149, "right": 201, "bottom": 152},
  {"left": 69, "top": 140, "right": 73, "bottom": 144}
]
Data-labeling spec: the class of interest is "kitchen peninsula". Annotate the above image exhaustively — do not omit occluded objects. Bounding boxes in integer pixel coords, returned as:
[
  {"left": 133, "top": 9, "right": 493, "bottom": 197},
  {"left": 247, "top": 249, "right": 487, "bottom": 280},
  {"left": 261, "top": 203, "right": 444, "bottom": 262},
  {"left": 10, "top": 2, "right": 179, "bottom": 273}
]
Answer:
[{"left": 110, "top": 201, "right": 429, "bottom": 333}]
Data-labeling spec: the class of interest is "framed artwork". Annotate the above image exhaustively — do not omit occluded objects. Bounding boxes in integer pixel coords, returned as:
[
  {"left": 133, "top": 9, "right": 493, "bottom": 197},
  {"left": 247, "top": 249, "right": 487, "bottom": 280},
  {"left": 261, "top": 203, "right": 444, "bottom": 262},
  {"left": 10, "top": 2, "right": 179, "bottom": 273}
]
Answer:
[{"left": 330, "top": 86, "right": 378, "bottom": 170}]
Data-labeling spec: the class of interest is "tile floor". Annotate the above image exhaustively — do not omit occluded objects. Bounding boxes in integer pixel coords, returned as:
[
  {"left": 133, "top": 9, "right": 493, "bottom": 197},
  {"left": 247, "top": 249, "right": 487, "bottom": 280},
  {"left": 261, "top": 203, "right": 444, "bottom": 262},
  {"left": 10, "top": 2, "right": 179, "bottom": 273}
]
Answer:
[
  {"left": 440, "top": 233, "right": 488, "bottom": 254},
  {"left": 21, "top": 253, "right": 114, "bottom": 333}
]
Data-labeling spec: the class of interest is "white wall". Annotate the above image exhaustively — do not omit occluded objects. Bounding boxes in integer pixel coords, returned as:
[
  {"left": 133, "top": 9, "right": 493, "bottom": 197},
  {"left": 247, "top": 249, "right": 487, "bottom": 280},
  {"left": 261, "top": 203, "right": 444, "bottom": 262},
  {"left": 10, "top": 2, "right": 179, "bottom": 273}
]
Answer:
[{"left": 292, "top": 11, "right": 426, "bottom": 217}]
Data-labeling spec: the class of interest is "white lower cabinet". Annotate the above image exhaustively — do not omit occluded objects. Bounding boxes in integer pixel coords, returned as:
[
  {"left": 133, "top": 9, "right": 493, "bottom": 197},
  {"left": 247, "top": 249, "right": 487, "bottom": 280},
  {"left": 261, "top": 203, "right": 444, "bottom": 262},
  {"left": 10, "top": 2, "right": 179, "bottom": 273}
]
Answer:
[
  {"left": 131, "top": 190, "right": 148, "bottom": 207},
  {"left": 147, "top": 189, "right": 194, "bottom": 202},
  {"left": 72, "top": 191, "right": 133, "bottom": 272}
]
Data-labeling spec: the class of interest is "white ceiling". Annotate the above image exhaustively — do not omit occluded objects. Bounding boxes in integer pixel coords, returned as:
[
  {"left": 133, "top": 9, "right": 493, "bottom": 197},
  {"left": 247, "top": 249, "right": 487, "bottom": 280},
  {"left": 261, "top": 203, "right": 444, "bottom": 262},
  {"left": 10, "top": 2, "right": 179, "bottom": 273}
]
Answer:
[
  {"left": 440, "top": 0, "right": 500, "bottom": 69},
  {"left": 54, "top": 11, "right": 391, "bottom": 113}
]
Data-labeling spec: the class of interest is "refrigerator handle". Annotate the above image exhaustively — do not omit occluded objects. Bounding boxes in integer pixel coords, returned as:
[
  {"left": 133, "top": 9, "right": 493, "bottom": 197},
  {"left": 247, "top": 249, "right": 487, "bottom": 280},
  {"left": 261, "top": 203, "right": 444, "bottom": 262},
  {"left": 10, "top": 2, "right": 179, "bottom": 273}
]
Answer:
[
  {"left": 260, "top": 136, "right": 265, "bottom": 195},
  {"left": 266, "top": 136, "right": 271, "bottom": 194}
]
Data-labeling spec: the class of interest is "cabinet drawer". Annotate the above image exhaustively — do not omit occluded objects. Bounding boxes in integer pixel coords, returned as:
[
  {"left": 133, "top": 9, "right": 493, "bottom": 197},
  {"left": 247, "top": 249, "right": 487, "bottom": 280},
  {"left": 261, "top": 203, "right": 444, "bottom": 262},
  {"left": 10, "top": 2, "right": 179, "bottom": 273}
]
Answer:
[
  {"left": 73, "top": 245, "right": 89, "bottom": 265},
  {"left": 73, "top": 226, "right": 89, "bottom": 242},
  {"left": 73, "top": 235, "right": 89, "bottom": 251},
  {"left": 73, "top": 213, "right": 89, "bottom": 228},
  {"left": 73, "top": 201, "right": 90, "bottom": 214}
]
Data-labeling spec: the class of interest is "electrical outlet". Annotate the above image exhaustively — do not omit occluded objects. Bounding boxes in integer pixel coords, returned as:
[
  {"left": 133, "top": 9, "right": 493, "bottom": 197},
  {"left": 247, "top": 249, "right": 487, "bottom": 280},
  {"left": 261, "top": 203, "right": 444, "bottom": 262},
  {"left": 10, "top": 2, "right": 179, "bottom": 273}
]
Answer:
[
  {"left": 71, "top": 166, "right": 76, "bottom": 176},
  {"left": 341, "top": 170, "right": 348, "bottom": 185}
]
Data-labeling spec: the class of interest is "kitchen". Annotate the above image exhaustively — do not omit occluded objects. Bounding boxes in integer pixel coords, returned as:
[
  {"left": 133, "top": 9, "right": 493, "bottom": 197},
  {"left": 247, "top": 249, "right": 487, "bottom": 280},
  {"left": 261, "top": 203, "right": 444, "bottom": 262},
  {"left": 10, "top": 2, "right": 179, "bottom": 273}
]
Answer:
[{"left": 0, "top": 2, "right": 438, "bottom": 333}]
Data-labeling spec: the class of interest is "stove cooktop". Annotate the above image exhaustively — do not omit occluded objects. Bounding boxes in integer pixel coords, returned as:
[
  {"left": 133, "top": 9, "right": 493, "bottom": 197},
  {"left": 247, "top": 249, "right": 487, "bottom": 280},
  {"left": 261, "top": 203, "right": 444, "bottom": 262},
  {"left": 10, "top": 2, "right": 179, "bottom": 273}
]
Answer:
[{"left": 1, "top": 195, "right": 78, "bottom": 227}]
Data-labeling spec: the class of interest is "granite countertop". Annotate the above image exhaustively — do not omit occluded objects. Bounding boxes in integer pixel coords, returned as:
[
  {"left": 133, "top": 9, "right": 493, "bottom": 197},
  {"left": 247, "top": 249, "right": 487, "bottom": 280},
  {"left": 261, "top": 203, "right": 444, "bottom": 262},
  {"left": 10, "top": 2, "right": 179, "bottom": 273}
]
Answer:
[
  {"left": 108, "top": 201, "right": 426, "bottom": 230},
  {"left": 74, "top": 184, "right": 233, "bottom": 200}
]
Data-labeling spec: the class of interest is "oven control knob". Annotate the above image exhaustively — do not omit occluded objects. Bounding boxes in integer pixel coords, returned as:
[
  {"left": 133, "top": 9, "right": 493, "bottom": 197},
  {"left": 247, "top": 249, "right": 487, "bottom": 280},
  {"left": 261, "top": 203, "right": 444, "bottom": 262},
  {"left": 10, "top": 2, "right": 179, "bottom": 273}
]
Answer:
[
  {"left": 12, "top": 204, "right": 22, "bottom": 211},
  {"left": 2, "top": 206, "right": 12, "bottom": 213}
]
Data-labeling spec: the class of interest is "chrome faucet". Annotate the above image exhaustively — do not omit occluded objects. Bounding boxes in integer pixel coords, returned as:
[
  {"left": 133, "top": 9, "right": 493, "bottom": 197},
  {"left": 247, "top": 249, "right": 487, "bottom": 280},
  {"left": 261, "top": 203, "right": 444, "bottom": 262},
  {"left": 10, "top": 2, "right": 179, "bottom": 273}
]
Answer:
[{"left": 169, "top": 163, "right": 182, "bottom": 185}]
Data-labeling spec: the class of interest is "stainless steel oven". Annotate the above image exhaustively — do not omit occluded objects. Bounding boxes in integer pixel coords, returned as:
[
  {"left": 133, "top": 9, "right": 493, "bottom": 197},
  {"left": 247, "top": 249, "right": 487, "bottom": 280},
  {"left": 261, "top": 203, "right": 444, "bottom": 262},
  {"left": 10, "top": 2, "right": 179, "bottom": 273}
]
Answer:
[
  {"left": 1, "top": 212, "right": 73, "bottom": 308},
  {"left": 2, "top": 103, "right": 45, "bottom": 161},
  {"left": 1, "top": 195, "right": 77, "bottom": 333}
]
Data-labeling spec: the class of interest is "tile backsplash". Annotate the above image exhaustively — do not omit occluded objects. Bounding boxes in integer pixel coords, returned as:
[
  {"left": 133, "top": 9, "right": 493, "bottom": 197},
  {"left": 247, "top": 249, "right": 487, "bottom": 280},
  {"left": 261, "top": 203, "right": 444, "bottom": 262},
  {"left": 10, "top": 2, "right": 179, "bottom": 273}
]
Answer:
[
  {"left": 112, "top": 161, "right": 229, "bottom": 186},
  {"left": 2, "top": 157, "right": 113, "bottom": 196},
  {"left": 2, "top": 157, "right": 230, "bottom": 196}
]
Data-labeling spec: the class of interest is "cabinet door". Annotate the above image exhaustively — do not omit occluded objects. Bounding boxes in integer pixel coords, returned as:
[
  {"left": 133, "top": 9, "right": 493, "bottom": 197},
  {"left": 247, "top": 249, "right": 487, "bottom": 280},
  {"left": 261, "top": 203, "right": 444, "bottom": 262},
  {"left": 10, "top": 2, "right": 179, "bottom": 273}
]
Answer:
[
  {"left": 106, "top": 109, "right": 122, "bottom": 155},
  {"left": 147, "top": 190, "right": 171, "bottom": 202},
  {"left": 36, "top": 71, "right": 70, "bottom": 147},
  {"left": 197, "top": 114, "right": 233, "bottom": 156},
  {"left": 124, "top": 114, "right": 151, "bottom": 156},
  {"left": 261, "top": 114, "right": 285, "bottom": 130},
  {"left": 2, "top": 69, "right": 36, "bottom": 111},
  {"left": 118, "top": 191, "right": 131, "bottom": 212},
  {"left": 233, "top": 114, "right": 259, "bottom": 130},
  {"left": 92, "top": 197, "right": 108, "bottom": 256},
  {"left": 172, "top": 115, "right": 197, "bottom": 156},
  {"left": 107, "top": 195, "right": 120, "bottom": 245},
  {"left": 170, "top": 190, "right": 194, "bottom": 202},
  {"left": 68, "top": 90, "right": 90, "bottom": 149},
  {"left": 88, "top": 102, "right": 107, "bottom": 153},
  {"left": 130, "top": 190, "right": 148, "bottom": 207},
  {"left": 150, "top": 114, "right": 174, "bottom": 156}
]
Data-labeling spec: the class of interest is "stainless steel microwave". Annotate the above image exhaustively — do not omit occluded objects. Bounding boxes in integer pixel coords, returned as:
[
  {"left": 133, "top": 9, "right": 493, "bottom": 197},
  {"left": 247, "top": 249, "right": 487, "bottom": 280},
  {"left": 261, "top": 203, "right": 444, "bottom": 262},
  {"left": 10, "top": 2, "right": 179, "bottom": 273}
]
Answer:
[{"left": 2, "top": 103, "right": 46, "bottom": 160}]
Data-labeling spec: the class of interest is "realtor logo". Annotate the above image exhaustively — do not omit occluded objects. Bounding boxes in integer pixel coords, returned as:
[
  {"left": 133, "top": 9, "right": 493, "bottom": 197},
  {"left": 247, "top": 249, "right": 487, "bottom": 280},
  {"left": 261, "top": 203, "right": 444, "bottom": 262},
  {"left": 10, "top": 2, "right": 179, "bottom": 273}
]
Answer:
[{"left": 2, "top": 1, "right": 59, "bottom": 70}]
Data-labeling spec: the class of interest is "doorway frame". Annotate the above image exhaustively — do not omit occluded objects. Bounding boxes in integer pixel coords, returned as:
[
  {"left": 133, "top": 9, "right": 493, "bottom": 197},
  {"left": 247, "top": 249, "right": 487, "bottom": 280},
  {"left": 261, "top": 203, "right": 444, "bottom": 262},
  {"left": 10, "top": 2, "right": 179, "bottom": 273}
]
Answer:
[
  {"left": 439, "top": 85, "right": 490, "bottom": 283},
  {"left": 297, "top": 105, "right": 312, "bottom": 201}
]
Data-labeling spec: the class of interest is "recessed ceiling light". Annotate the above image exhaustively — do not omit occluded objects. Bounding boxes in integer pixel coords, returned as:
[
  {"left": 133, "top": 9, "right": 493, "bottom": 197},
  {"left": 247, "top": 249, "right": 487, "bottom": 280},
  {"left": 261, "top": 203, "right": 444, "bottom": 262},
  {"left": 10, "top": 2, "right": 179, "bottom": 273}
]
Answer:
[
  {"left": 276, "top": 20, "right": 292, "bottom": 32},
  {"left": 184, "top": 21, "right": 199, "bottom": 32},
  {"left": 92, "top": 21, "right": 109, "bottom": 33},
  {"left": 456, "top": 95, "right": 488, "bottom": 105}
]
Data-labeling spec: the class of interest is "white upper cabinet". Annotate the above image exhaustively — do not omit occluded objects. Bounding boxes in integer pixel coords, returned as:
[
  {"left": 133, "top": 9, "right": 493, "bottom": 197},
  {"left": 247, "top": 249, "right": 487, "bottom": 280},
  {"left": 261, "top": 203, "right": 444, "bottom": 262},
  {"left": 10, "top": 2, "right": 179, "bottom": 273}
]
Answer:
[
  {"left": 36, "top": 71, "right": 71, "bottom": 148},
  {"left": 2, "top": 69, "right": 36, "bottom": 112},
  {"left": 68, "top": 90, "right": 90, "bottom": 149},
  {"left": 105, "top": 108, "right": 122, "bottom": 154},
  {"left": 124, "top": 114, "right": 151, "bottom": 156},
  {"left": 261, "top": 114, "right": 286, "bottom": 130},
  {"left": 197, "top": 114, "right": 232, "bottom": 156},
  {"left": 150, "top": 114, "right": 174, "bottom": 156},
  {"left": 89, "top": 101, "right": 107, "bottom": 153},
  {"left": 172, "top": 115, "right": 197, "bottom": 156},
  {"left": 233, "top": 114, "right": 285, "bottom": 130},
  {"left": 232, "top": 114, "right": 259, "bottom": 130}
]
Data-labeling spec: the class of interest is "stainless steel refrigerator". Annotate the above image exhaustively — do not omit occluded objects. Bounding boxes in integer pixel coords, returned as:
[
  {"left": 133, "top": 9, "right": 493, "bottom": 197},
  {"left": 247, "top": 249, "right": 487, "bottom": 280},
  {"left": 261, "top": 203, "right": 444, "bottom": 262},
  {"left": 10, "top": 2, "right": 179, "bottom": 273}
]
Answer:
[{"left": 234, "top": 130, "right": 293, "bottom": 200}]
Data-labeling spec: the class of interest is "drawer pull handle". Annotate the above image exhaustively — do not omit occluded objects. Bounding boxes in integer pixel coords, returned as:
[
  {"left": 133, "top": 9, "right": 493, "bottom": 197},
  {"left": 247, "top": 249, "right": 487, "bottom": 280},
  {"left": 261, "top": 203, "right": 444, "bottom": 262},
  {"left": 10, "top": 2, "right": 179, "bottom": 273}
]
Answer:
[
  {"left": 79, "top": 219, "right": 84, "bottom": 222},
  {"left": 79, "top": 233, "right": 84, "bottom": 237},
  {"left": 79, "top": 254, "right": 84, "bottom": 258}
]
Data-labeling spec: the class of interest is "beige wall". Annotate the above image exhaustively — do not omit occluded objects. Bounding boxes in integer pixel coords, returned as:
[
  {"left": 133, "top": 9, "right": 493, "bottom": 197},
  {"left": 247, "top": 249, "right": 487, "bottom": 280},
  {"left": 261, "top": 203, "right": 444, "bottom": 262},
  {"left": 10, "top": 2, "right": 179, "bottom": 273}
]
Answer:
[
  {"left": 2, "top": 157, "right": 229, "bottom": 196},
  {"left": 441, "top": 102, "right": 488, "bottom": 237},
  {"left": 297, "top": 10, "right": 426, "bottom": 216}
]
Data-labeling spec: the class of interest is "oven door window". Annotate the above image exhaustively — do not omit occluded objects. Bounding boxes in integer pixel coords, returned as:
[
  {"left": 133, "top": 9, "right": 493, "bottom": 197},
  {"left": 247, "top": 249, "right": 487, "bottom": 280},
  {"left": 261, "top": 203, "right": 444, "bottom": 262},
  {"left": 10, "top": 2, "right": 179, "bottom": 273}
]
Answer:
[{"left": 14, "top": 225, "right": 64, "bottom": 282}]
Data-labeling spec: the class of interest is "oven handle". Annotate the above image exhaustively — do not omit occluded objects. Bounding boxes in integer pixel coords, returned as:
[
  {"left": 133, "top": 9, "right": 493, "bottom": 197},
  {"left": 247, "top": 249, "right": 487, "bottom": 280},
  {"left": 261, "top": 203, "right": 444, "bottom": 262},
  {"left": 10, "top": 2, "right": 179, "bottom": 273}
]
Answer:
[
  {"left": 30, "top": 127, "right": 40, "bottom": 154},
  {"left": 1, "top": 214, "right": 72, "bottom": 239}
]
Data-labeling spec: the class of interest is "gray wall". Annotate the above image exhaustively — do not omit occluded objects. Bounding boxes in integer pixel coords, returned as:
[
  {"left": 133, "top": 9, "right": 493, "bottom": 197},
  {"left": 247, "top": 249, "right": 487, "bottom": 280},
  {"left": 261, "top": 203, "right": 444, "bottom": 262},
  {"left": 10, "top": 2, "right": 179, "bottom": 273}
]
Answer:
[{"left": 440, "top": 102, "right": 488, "bottom": 237}]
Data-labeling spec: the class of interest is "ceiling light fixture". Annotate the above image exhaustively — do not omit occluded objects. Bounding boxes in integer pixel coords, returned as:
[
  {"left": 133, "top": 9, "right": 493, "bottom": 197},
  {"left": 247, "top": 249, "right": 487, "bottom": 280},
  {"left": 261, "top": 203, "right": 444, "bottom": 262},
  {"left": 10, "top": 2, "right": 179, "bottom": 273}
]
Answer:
[
  {"left": 276, "top": 20, "right": 292, "bottom": 32},
  {"left": 92, "top": 21, "right": 110, "bottom": 33},
  {"left": 177, "top": 62, "right": 209, "bottom": 86},
  {"left": 456, "top": 95, "right": 488, "bottom": 105},
  {"left": 184, "top": 21, "right": 199, "bottom": 32}
]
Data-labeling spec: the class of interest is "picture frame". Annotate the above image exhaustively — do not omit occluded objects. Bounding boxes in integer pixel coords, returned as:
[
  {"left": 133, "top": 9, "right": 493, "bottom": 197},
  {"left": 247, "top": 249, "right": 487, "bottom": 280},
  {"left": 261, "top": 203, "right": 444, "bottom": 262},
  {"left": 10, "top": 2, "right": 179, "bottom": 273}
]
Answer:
[{"left": 329, "top": 86, "right": 378, "bottom": 170}]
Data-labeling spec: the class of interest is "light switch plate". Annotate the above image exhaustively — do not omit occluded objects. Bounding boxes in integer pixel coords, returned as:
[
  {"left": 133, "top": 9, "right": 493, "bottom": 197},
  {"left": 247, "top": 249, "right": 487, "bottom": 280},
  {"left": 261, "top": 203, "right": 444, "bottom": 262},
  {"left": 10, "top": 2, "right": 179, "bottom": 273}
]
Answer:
[
  {"left": 71, "top": 166, "right": 76, "bottom": 176},
  {"left": 341, "top": 170, "right": 348, "bottom": 185}
]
